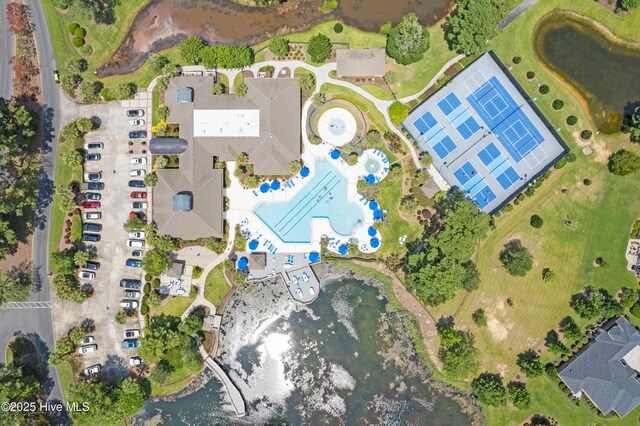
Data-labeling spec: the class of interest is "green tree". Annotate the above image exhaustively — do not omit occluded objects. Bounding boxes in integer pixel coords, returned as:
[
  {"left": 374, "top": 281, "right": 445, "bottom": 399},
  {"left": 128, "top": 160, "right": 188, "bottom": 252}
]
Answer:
[
  {"left": 288, "top": 160, "right": 302, "bottom": 175},
  {"left": 386, "top": 13, "right": 430, "bottom": 65},
  {"left": 389, "top": 101, "right": 408, "bottom": 124},
  {"left": 545, "top": 330, "right": 568, "bottom": 355},
  {"left": 234, "top": 82, "right": 248, "bottom": 97},
  {"left": 210, "top": 82, "right": 224, "bottom": 95},
  {"left": 138, "top": 324, "right": 181, "bottom": 363},
  {"left": 619, "top": 287, "right": 638, "bottom": 309},
  {"left": 0, "top": 363, "right": 40, "bottom": 400},
  {"left": 149, "top": 360, "right": 173, "bottom": 384},
  {"left": 472, "top": 308, "right": 487, "bottom": 326},
  {"left": 148, "top": 54, "right": 171, "bottom": 75},
  {"left": 54, "top": 185, "right": 76, "bottom": 213},
  {"left": 124, "top": 215, "right": 146, "bottom": 232},
  {"left": 179, "top": 311, "right": 204, "bottom": 335},
  {"left": 154, "top": 156, "right": 168, "bottom": 169},
  {"left": 61, "top": 149, "right": 82, "bottom": 166},
  {"left": 508, "top": 382, "right": 530, "bottom": 409},
  {"left": 0, "top": 274, "right": 27, "bottom": 305},
  {"left": 60, "top": 122, "right": 82, "bottom": 144},
  {"left": 471, "top": 372, "right": 507, "bottom": 407},
  {"left": 73, "top": 250, "right": 90, "bottom": 267},
  {"left": 530, "top": 214, "right": 543, "bottom": 229},
  {"left": 115, "top": 310, "right": 128, "bottom": 325},
  {"left": 205, "top": 237, "right": 227, "bottom": 254},
  {"left": 52, "top": 275, "right": 89, "bottom": 303},
  {"left": 78, "top": 80, "right": 103, "bottom": 102},
  {"left": 445, "top": 0, "right": 508, "bottom": 54},
  {"left": 142, "top": 249, "right": 172, "bottom": 276},
  {"left": 298, "top": 73, "right": 315, "bottom": 90},
  {"left": 622, "top": 0, "right": 640, "bottom": 10},
  {"left": 48, "top": 335, "right": 76, "bottom": 365},
  {"left": 516, "top": 349, "right": 543, "bottom": 377},
  {"left": 307, "top": 34, "right": 332, "bottom": 63},
  {"left": 542, "top": 268, "right": 555, "bottom": 282},
  {"left": 608, "top": 149, "right": 640, "bottom": 176},
  {"left": 65, "top": 58, "right": 87, "bottom": 74},
  {"left": 499, "top": 239, "right": 533, "bottom": 277},
  {"left": 232, "top": 272, "right": 246, "bottom": 286},
  {"left": 200, "top": 46, "right": 218, "bottom": 69},
  {"left": 108, "top": 378, "right": 147, "bottom": 422},
  {"left": 111, "top": 83, "right": 136, "bottom": 100},
  {"left": 269, "top": 36, "right": 290, "bottom": 57},
  {"left": 51, "top": 249, "right": 76, "bottom": 275},
  {"left": 144, "top": 172, "right": 158, "bottom": 187},
  {"left": 560, "top": 316, "right": 582, "bottom": 340},
  {"left": 180, "top": 36, "right": 205, "bottom": 64},
  {"left": 312, "top": 92, "right": 325, "bottom": 107},
  {"left": 147, "top": 291, "right": 162, "bottom": 309},
  {"left": 75, "top": 117, "right": 94, "bottom": 133}
]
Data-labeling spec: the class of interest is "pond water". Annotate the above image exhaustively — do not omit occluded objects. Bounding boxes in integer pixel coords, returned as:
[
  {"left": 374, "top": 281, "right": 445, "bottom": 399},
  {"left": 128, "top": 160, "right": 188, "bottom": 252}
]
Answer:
[
  {"left": 533, "top": 12, "right": 640, "bottom": 133},
  {"left": 134, "top": 276, "right": 475, "bottom": 425},
  {"left": 99, "top": 0, "right": 451, "bottom": 76}
]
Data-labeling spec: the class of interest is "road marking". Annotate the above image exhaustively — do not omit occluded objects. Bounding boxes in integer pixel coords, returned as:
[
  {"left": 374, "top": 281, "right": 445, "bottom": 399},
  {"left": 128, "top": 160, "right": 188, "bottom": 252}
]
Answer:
[{"left": 2, "top": 301, "right": 51, "bottom": 309}]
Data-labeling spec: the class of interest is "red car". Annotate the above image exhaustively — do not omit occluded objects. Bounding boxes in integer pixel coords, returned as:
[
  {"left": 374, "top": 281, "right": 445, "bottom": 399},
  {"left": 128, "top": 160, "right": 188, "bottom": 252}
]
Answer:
[
  {"left": 82, "top": 201, "right": 101, "bottom": 209},
  {"left": 130, "top": 191, "right": 147, "bottom": 199}
]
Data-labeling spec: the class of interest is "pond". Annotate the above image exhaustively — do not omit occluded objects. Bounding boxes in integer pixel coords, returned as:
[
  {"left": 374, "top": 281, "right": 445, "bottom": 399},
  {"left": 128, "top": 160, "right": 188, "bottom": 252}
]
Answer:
[
  {"left": 134, "top": 275, "right": 476, "bottom": 424},
  {"left": 533, "top": 12, "right": 640, "bottom": 134},
  {"left": 98, "top": 0, "right": 451, "bottom": 76}
]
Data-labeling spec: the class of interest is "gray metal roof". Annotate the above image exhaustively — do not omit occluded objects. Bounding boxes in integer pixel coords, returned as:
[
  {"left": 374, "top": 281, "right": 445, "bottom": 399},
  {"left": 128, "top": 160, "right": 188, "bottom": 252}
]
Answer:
[
  {"left": 149, "top": 138, "right": 189, "bottom": 155},
  {"left": 336, "top": 48, "right": 386, "bottom": 77},
  {"left": 558, "top": 317, "right": 640, "bottom": 418},
  {"left": 177, "top": 87, "right": 193, "bottom": 103}
]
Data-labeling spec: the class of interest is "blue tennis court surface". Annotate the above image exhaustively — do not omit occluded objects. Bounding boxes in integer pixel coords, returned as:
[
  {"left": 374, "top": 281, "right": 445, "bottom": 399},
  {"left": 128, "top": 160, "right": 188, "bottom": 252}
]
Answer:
[{"left": 401, "top": 51, "right": 569, "bottom": 214}]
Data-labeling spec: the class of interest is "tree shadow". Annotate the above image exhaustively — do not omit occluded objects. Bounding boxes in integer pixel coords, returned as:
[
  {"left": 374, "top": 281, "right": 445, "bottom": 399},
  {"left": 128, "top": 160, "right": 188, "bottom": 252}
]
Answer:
[{"left": 101, "top": 353, "right": 130, "bottom": 380}]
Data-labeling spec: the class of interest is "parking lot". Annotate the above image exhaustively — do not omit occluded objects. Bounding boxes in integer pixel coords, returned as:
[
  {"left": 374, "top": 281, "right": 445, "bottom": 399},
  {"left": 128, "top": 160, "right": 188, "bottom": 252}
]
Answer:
[{"left": 53, "top": 93, "right": 151, "bottom": 376}]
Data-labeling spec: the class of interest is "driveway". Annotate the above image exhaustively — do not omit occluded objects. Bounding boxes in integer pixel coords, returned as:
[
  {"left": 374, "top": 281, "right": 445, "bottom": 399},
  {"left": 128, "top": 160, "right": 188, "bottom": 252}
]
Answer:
[{"left": 52, "top": 96, "right": 150, "bottom": 377}]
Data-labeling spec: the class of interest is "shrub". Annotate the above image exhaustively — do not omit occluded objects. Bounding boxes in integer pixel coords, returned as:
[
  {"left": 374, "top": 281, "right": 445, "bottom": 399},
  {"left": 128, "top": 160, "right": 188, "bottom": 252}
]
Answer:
[
  {"left": 472, "top": 308, "right": 487, "bottom": 326},
  {"left": 145, "top": 273, "right": 152, "bottom": 281},
  {"left": 608, "top": 149, "right": 640, "bottom": 176},
  {"left": 68, "top": 23, "right": 79, "bottom": 35},
  {"left": 72, "top": 37, "right": 85, "bottom": 47},
  {"left": 73, "top": 27, "right": 86, "bottom": 38},
  {"left": 192, "top": 266, "right": 203, "bottom": 279},
  {"left": 140, "top": 303, "right": 149, "bottom": 315},
  {"left": 79, "top": 44, "right": 93, "bottom": 56},
  {"left": 530, "top": 214, "right": 543, "bottom": 229},
  {"left": 566, "top": 115, "right": 577, "bottom": 125},
  {"left": 144, "top": 283, "right": 150, "bottom": 294},
  {"left": 389, "top": 101, "right": 409, "bottom": 125},
  {"left": 269, "top": 36, "right": 289, "bottom": 57},
  {"left": 580, "top": 130, "right": 592, "bottom": 139},
  {"left": 583, "top": 178, "right": 592, "bottom": 186},
  {"left": 307, "top": 33, "right": 332, "bottom": 63},
  {"left": 526, "top": 71, "right": 535, "bottom": 79},
  {"left": 538, "top": 85, "right": 549, "bottom": 94},
  {"left": 552, "top": 99, "right": 564, "bottom": 110},
  {"left": 512, "top": 56, "right": 521, "bottom": 64},
  {"left": 152, "top": 278, "right": 160, "bottom": 289},
  {"left": 333, "top": 23, "right": 344, "bottom": 33},
  {"left": 619, "top": 287, "right": 638, "bottom": 309}
]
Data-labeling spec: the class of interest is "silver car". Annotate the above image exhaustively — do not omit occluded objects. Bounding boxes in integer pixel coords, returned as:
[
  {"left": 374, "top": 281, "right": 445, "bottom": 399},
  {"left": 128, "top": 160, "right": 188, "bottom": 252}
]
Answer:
[
  {"left": 83, "top": 364, "right": 102, "bottom": 376},
  {"left": 78, "top": 344, "right": 97, "bottom": 354}
]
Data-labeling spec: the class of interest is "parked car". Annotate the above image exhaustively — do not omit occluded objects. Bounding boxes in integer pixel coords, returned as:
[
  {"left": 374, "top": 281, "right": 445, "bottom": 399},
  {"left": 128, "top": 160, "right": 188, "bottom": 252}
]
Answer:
[
  {"left": 84, "top": 261, "right": 100, "bottom": 271},
  {"left": 129, "top": 211, "right": 146, "bottom": 221},
  {"left": 83, "top": 212, "right": 101, "bottom": 220},
  {"left": 120, "top": 300, "right": 139, "bottom": 309},
  {"left": 131, "top": 250, "right": 143, "bottom": 257},
  {"left": 131, "top": 202, "right": 148, "bottom": 209},
  {"left": 83, "top": 364, "right": 101, "bottom": 376},
  {"left": 129, "top": 169, "right": 146, "bottom": 177},
  {"left": 130, "top": 157, "right": 147, "bottom": 165},
  {"left": 85, "top": 142, "right": 103, "bottom": 150},
  {"left": 128, "top": 180, "right": 145, "bottom": 188},
  {"left": 84, "top": 171, "right": 102, "bottom": 182},
  {"left": 82, "top": 192, "right": 101, "bottom": 201},
  {"left": 130, "top": 191, "right": 147, "bottom": 199},
  {"left": 124, "top": 329, "right": 140, "bottom": 338},
  {"left": 129, "top": 119, "right": 145, "bottom": 127},
  {"left": 84, "top": 153, "right": 101, "bottom": 161},
  {"left": 123, "top": 290, "right": 141, "bottom": 298},
  {"left": 79, "top": 271, "right": 95, "bottom": 280},
  {"left": 81, "top": 233, "right": 101, "bottom": 243},
  {"left": 82, "top": 201, "right": 101, "bottom": 209},
  {"left": 129, "top": 357, "right": 143, "bottom": 366},
  {"left": 79, "top": 336, "right": 94, "bottom": 345},
  {"left": 126, "top": 109, "right": 144, "bottom": 117},
  {"left": 128, "top": 231, "right": 145, "bottom": 239},
  {"left": 120, "top": 279, "right": 141, "bottom": 289},
  {"left": 82, "top": 223, "right": 102, "bottom": 232},
  {"left": 121, "top": 339, "right": 141, "bottom": 349},
  {"left": 82, "top": 182, "right": 104, "bottom": 191},
  {"left": 129, "top": 131, "right": 147, "bottom": 139},
  {"left": 127, "top": 239, "right": 145, "bottom": 248},
  {"left": 53, "top": 70, "right": 60, "bottom": 83},
  {"left": 78, "top": 344, "right": 97, "bottom": 354},
  {"left": 125, "top": 258, "right": 143, "bottom": 268}
]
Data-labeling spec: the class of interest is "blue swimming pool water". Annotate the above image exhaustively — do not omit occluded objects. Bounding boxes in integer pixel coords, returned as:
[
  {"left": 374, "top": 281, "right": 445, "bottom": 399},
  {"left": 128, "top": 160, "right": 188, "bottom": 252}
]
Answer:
[{"left": 254, "top": 161, "right": 363, "bottom": 243}]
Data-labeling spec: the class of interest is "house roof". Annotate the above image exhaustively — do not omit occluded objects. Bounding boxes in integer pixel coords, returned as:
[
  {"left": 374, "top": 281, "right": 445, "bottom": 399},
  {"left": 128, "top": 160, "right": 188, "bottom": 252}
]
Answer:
[
  {"left": 248, "top": 252, "right": 267, "bottom": 270},
  {"left": 558, "top": 316, "right": 640, "bottom": 418},
  {"left": 336, "top": 48, "right": 386, "bottom": 77},
  {"left": 167, "top": 260, "right": 185, "bottom": 279}
]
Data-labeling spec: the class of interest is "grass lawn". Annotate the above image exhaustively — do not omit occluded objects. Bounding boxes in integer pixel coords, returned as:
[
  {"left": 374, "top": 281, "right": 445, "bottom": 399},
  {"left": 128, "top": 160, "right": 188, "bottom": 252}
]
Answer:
[
  {"left": 319, "top": 83, "right": 387, "bottom": 131},
  {"left": 151, "top": 90, "right": 160, "bottom": 126},
  {"left": 153, "top": 289, "right": 196, "bottom": 318},
  {"left": 204, "top": 264, "right": 229, "bottom": 307},
  {"left": 234, "top": 72, "right": 244, "bottom": 87},
  {"left": 70, "top": 214, "right": 82, "bottom": 244},
  {"left": 150, "top": 346, "right": 204, "bottom": 396}
]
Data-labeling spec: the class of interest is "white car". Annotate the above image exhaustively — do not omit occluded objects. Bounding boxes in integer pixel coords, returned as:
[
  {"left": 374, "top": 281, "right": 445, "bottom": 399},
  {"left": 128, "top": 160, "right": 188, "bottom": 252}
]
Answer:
[
  {"left": 83, "top": 364, "right": 101, "bottom": 376},
  {"left": 129, "top": 357, "right": 143, "bottom": 366},
  {"left": 127, "top": 239, "right": 145, "bottom": 248},
  {"left": 129, "top": 119, "right": 145, "bottom": 127},
  {"left": 120, "top": 300, "right": 139, "bottom": 309},
  {"left": 78, "top": 344, "right": 97, "bottom": 354},
  {"left": 79, "top": 336, "right": 94, "bottom": 345},
  {"left": 79, "top": 271, "right": 95, "bottom": 280},
  {"left": 82, "top": 212, "right": 101, "bottom": 220},
  {"left": 128, "top": 231, "right": 145, "bottom": 239},
  {"left": 130, "top": 157, "right": 147, "bottom": 165},
  {"left": 131, "top": 202, "right": 148, "bottom": 209},
  {"left": 129, "top": 169, "right": 146, "bottom": 177},
  {"left": 124, "top": 329, "right": 140, "bottom": 338},
  {"left": 84, "top": 171, "right": 102, "bottom": 182}
]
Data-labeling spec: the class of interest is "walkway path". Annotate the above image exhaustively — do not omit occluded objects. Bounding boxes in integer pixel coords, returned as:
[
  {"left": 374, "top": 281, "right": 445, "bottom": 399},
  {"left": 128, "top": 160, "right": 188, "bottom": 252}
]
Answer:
[
  {"left": 200, "top": 347, "right": 246, "bottom": 417},
  {"left": 0, "top": 0, "right": 14, "bottom": 99},
  {"left": 499, "top": 0, "right": 539, "bottom": 29}
]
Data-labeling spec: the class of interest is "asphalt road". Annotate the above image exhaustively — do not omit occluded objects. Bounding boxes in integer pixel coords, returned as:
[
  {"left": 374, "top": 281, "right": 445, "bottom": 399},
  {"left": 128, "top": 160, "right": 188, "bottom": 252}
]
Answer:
[
  {"left": 0, "top": 0, "right": 67, "bottom": 418},
  {"left": 0, "top": 0, "right": 14, "bottom": 98}
]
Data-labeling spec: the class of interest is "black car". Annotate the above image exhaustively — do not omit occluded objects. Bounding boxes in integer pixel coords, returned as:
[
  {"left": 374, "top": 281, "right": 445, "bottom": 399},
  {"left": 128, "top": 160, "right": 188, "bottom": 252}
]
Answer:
[
  {"left": 82, "top": 223, "right": 102, "bottom": 232},
  {"left": 84, "top": 261, "right": 100, "bottom": 271},
  {"left": 128, "top": 180, "right": 145, "bottom": 188},
  {"left": 120, "top": 279, "right": 141, "bottom": 289},
  {"left": 84, "top": 153, "right": 101, "bottom": 161},
  {"left": 81, "top": 233, "right": 101, "bottom": 242},
  {"left": 82, "top": 192, "right": 101, "bottom": 201},
  {"left": 82, "top": 182, "right": 104, "bottom": 191},
  {"left": 129, "top": 131, "right": 147, "bottom": 139}
]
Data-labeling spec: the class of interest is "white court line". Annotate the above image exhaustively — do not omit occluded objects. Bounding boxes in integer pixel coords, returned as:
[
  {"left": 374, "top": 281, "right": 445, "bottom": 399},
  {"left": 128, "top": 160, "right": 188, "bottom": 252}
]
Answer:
[
  {"left": 463, "top": 70, "right": 489, "bottom": 96},
  {"left": 524, "top": 145, "right": 548, "bottom": 169}
]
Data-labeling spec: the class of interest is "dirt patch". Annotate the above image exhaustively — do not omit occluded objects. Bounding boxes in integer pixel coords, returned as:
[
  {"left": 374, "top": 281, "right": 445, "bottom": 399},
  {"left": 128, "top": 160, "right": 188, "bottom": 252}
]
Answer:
[
  {"left": 0, "top": 235, "right": 32, "bottom": 275},
  {"left": 571, "top": 130, "right": 610, "bottom": 163},
  {"left": 487, "top": 316, "right": 509, "bottom": 342}
]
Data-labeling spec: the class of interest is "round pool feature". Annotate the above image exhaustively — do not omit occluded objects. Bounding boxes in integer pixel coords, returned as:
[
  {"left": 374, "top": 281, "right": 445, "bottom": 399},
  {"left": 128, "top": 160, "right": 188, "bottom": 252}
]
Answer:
[
  {"left": 248, "top": 240, "right": 259, "bottom": 250},
  {"left": 259, "top": 183, "right": 270, "bottom": 193},
  {"left": 318, "top": 107, "right": 358, "bottom": 146},
  {"left": 367, "top": 226, "right": 377, "bottom": 237},
  {"left": 238, "top": 257, "right": 248, "bottom": 268},
  {"left": 357, "top": 149, "right": 389, "bottom": 182}
]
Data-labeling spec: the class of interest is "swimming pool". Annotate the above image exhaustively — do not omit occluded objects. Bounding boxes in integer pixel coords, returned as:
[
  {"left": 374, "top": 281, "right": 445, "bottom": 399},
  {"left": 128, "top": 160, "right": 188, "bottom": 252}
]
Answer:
[{"left": 254, "top": 161, "right": 363, "bottom": 243}]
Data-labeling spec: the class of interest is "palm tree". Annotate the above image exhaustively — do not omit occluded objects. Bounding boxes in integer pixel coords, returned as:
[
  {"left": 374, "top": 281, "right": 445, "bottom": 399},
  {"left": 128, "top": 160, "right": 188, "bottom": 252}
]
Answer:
[{"left": 0, "top": 274, "right": 23, "bottom": 305}]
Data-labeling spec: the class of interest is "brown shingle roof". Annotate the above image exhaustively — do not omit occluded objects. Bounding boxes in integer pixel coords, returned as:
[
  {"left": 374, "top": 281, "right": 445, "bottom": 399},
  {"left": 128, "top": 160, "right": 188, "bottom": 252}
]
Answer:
[{"left": 336, "top": 48, "right": 386, "bottom": 77}]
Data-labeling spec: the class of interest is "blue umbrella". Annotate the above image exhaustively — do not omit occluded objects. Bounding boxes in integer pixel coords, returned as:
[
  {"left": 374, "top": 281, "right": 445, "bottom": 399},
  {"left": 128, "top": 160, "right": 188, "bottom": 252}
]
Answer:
[
  {"left": 309, "top": 251, "right": 320, "bottom": 263},
  {"left": 338, "top": 244, "right": 348, "bottom": 255},
  {"left": 248, "top": 240, "right": 259, "bottom": 250},
  {"left": 370, "top": 238, "right": 380, "bottom": 248},
  {"left": 270, "top": 180, "right": 280, "bottom": 190},
  {"left": 300, "top": 166, "right": 310, "bottom": 177},
  {"left": 330, "top": 150, "right": 340, "bottom": 160},
  {"left": 259, "top": 183, "right": 270, "bottom": 193},
  {"left": 238, "top": 257, "right": 248, "bottom": 268},
  {"left": 366, "top": 174, "right": 375, "bottom": 185},
  {"left": 373, "top": 209, "right": 383, "bottom": 220},
  {"left": 367, "top": 226, "right": 377, "bottom": 237},
  {"left": 369, "top": 200, "right": 379, "bottom": 211}
]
